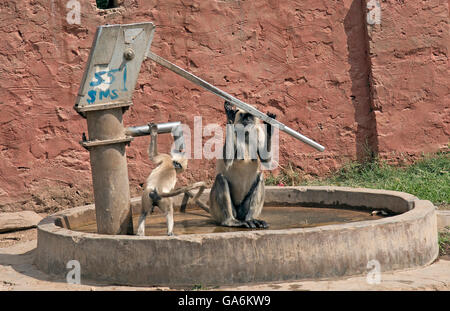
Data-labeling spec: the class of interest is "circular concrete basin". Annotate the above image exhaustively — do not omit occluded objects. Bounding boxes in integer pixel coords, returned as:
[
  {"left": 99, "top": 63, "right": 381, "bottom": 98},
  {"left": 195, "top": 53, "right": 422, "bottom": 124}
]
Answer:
[{"left": 35, "top": 186, "right": 438, "bottom": 286}]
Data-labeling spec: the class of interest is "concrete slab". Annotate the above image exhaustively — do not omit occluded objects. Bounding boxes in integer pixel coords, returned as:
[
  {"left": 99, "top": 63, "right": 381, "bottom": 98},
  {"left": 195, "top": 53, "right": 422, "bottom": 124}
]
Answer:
[
  {"left": 34, "top": 186, "right": 438, "bottom": 287},
  {"left": 0, "top": 211, "right": 43, "bottom": 233},
  {"left": 437, "top": 210, "right": 450, "bottom": 231},
  {"left": 1, "top": 240, "right": 449, "bottom": 291}
]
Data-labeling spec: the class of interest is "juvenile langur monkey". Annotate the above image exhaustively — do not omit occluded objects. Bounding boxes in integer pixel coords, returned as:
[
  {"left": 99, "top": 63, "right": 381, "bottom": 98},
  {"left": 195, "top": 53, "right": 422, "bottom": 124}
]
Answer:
[
  {"left": 209, "top": 101, "right": 276, "bottom": 229},
  {"left": 137, "top": 124, "right": 187, "bottom": 236}
]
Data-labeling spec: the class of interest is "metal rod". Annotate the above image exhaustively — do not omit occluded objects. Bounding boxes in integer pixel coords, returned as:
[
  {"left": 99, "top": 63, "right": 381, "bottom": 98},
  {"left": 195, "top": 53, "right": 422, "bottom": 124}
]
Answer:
[
  {"left": 147, "top": 51, "right": 325, "bottom": 152},
  {"left": 125, "top": 121, "right": 186, "bottom": 154},
  {"left": 125, "top": 121, "right": 181, "bottom": 137}
]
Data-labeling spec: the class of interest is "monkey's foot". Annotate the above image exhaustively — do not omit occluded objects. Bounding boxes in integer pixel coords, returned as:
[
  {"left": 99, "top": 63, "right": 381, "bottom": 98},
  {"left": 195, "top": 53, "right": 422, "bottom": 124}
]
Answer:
[
  {"left": 220, "top": 218, "right": 269, "bottom": 229},
  {"left": 167, "top": 232, "right": 174, "bottom": 236},
  {"left": 220, "top": 218, "right": 246, "bottom": 227},
  {"left": 243, "top": 219, "right": 269, "bottom": 229}
]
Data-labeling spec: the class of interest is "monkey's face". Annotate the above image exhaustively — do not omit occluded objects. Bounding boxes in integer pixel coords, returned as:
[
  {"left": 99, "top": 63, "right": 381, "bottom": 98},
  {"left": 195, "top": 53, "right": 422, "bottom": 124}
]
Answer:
[
  {"left": 173, "top": 160, "right": 183, "bottom": 171},
  {"left": 172, "top": 153, "right": 188, "bottom": 173},
  {"left": 235, "top": 110, "right": 256, "bottom": 127}
]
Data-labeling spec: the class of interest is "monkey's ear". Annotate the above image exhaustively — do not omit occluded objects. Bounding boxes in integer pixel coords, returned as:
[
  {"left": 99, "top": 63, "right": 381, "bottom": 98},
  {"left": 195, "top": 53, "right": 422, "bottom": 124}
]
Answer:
[{"left": 224, "top": 101, "right": 236, "bottom": 124}]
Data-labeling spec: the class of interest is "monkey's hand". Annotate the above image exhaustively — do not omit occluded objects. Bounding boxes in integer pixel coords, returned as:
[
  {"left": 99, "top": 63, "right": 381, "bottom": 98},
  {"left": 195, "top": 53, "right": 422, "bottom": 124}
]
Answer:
[
  {"left": 224, "top": 101, "right": 236, "bottom": 124},
  {"left": 224, "top": 100, "right": 234, "bottom": 112},
  {"left": 265, "top": 112, "right": 277, "bottom": 123},
  {"left": 148, "top": 123, "right": 158, "bottom": 136}
]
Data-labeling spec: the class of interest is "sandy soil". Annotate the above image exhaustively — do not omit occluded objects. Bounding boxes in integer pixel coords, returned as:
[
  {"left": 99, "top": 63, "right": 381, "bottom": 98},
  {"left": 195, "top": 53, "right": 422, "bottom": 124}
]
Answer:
[{"left": 0, "top": 228, "right": 37, "bottom": 248}]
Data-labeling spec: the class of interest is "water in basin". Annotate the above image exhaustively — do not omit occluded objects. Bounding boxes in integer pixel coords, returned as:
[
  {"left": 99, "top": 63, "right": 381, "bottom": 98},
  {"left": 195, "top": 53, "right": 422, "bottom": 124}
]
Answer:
[{"left": 72, "top": 205, "right": 385, "bottom": 236}]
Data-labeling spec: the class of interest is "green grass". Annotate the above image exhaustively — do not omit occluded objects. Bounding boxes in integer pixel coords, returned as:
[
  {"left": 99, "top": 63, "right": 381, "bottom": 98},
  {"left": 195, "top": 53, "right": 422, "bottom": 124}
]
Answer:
[{"left": 266, "top": 152, "right": 449, "bottom": 207}]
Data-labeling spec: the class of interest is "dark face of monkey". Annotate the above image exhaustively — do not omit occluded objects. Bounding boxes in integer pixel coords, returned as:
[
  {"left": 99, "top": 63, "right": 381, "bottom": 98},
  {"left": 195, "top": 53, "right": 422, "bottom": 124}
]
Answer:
[
  {"left": 171, "top": 153, "right": 188, "bottom": 173},
  {"left": 172, "top": 160, "right": 182, "bottom": 170},
  {"left": 224, "top": 101, "right": 256, "bottom": 127},
  {"left": 235, "top": 111, "right": 255, "bottom": 127}
]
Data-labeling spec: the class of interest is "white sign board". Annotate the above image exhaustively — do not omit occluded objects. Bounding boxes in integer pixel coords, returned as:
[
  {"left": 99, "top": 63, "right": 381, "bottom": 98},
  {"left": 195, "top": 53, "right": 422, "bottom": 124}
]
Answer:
[{"left": 75, "top": 22, "right": 155, "bottom": 109}]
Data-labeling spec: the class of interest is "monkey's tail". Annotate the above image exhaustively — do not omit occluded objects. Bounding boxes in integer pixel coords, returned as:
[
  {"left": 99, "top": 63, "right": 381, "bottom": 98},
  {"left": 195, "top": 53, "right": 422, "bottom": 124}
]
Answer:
[
  {"left": 156, "top": 182, "right": 210, "bottom": 214},
  {"left": 157, "top": 182, "right": 206, "bottom": 198}
]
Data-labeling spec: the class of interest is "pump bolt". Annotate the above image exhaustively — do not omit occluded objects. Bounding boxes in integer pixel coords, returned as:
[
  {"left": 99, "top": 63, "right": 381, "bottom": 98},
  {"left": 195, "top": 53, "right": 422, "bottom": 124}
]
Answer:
[{"left": 124, "top": 48, "right": 135, "bottom": 61}]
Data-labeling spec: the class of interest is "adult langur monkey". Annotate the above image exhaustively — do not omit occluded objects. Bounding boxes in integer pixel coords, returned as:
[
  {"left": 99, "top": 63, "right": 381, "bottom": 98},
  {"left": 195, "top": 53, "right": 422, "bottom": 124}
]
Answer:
[
  {"left": 136, "top": 123, "right": 188, "bottom": 236},
  {"left": 209, "top": 101, "right": 276, "bottom": 229}
]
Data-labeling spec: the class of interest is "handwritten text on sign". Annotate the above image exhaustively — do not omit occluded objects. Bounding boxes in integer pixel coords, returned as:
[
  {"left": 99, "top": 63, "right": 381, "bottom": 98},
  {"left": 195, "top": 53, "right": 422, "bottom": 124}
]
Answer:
[{"left": 87, "top": 65, "right": 128, "bottom": 105}]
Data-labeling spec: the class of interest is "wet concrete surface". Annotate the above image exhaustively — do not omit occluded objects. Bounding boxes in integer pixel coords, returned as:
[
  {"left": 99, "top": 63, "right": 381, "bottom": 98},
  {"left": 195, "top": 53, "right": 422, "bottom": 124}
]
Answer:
[{"left": 72, "top": 205, "right": 385, "bottom": 236}]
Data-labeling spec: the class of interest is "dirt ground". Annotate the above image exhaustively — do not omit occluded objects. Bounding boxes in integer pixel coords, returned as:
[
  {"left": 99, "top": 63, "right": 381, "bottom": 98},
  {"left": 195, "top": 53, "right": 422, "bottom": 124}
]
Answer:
[
  {"left": 0, "top": 228, "right": 37, "bottom": 249},
  {"left": 1, "top": 228, "right": 449, "bottom": 291}
]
